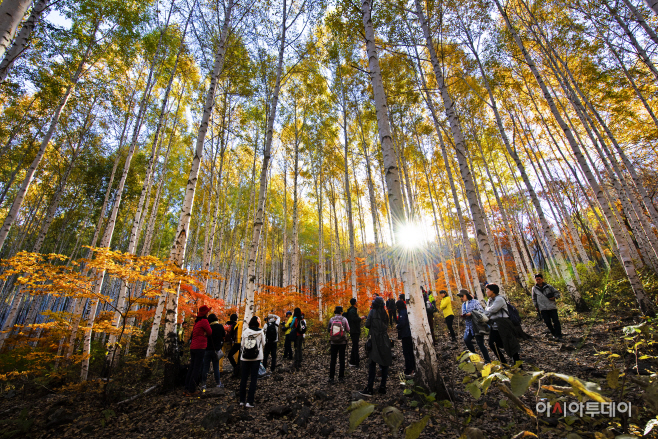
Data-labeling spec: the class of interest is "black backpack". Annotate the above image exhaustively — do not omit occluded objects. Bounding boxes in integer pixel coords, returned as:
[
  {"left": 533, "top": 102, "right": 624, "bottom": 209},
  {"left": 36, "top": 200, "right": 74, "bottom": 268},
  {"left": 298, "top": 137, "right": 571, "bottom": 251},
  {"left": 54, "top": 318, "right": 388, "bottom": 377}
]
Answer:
[
  {"left": 298, "top": 319, "right": 307, "bottom": 335},
  {"left": 242, "top": 333, "right": 260, "bottom": 360},
  {"left": 505, "top": 301, "right": 522, "bottom": 326},
  {"left": 266, "top": 321, "right": 278, "bottom": 343}
]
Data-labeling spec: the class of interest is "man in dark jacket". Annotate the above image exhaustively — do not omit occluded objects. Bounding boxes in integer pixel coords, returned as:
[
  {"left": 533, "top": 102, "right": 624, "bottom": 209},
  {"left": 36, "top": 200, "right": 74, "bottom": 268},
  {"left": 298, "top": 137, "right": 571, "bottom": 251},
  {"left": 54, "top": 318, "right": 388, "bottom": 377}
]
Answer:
[
  {"left": 396, "top": 301, "right": 415, "bottom": 376},
  {"left": 343, "top": 298, "right": 362, "bottom": 367},
  {"left": 201, "top": 313, "right": 225, "bottom": 389},
  {"left": 385, "top": 296, "right": 396, "bottom": 327}
]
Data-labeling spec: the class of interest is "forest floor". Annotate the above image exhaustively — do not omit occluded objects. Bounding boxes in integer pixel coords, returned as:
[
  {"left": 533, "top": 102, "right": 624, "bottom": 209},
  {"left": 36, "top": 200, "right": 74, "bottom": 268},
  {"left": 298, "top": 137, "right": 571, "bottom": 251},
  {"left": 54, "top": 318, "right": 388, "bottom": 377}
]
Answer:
[{"left": 0, "top": 311, "right": 651, "bottom": 439}]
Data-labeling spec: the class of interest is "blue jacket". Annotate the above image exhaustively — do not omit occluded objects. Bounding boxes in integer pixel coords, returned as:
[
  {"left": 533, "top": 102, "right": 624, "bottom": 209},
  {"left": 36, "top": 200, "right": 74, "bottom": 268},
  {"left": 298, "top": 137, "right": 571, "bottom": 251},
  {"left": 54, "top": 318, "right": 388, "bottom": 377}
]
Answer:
[{"left": 396, "top": 308, "right": 412, "bottom": 339}]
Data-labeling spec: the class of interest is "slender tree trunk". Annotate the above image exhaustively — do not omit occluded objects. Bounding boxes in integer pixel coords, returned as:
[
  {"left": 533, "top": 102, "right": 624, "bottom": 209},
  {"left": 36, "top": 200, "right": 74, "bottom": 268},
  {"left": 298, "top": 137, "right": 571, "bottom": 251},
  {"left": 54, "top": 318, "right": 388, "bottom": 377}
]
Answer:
[
  {"left": 0, "top": 0, "right": 32, "bottom": 60},
  {"left": 242, "top": 0, "right": 286, "bottom": 327},
  {"left": 145, "top": 0, "right": 233, "bottom": 366},
  {"left": 0, "top": 0, "right": 46, "bottom": 82},
  {"left": 362, "top": 0, "right": 445, "bottom": 395}
]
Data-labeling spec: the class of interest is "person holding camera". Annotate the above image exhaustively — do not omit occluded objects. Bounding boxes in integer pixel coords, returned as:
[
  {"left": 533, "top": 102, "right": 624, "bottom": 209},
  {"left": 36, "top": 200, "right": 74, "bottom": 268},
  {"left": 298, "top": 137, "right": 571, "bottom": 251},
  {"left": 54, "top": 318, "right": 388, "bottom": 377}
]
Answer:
[{"left": 532, "top": 273, "right": 563, "bottom": 341}]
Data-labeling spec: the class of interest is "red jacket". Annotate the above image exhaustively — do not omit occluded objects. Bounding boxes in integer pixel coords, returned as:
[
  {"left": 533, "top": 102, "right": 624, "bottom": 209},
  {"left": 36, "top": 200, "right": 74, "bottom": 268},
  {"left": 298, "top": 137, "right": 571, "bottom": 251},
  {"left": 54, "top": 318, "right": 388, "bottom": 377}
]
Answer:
[{"left": 190, "top": 318, "right": 211, "bottom": 350}]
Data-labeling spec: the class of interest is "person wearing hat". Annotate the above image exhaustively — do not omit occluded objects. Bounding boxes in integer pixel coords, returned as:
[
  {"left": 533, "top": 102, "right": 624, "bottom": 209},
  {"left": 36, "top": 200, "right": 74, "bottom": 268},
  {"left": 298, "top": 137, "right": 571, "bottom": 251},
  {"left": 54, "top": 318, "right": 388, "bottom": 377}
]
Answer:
[
  {"left": 457, "top": 290, "right": 491, "bottom": 363},
  {"left": 184, "top": 305, "right": 212, "bottom": 395},
  {"left": 327, "top": 306, "right": 350, "bottom": 383},
  {"left": 282, "top": 311, "right": 293, "bottom": 360}
]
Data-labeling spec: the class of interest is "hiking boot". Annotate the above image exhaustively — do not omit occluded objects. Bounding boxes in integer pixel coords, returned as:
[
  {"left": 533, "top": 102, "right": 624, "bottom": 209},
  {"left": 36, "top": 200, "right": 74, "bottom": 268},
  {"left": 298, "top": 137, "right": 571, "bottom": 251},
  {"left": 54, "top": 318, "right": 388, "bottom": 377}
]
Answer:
[
  {"left": 378, "top": 387, "right": 387, "bottom": 395},
  {"left": 327, "top": 378, "right": 335, "bottom": 384},
  {"left": 358, "top": 387, "right": 373, "bottom": 397},
  {"left": 348, "top": 363, "right": 357, "bottom": 368},
  {"left": 246, "top": 403, "right": 255, "bottom": 408},
  {"left": 338, "top": 377, "right": 345, "bottom": 383},
  {"left": 216, "top": 383, "right": 224, "bottom": 388}
]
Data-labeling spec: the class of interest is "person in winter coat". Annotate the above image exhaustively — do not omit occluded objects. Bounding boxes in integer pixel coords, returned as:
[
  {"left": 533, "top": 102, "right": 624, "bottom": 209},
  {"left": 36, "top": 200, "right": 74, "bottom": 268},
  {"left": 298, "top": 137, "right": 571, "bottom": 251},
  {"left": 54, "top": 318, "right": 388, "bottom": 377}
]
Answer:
[
  {"left": 396, "top": 300, "right": 415, "bottom": 376},
  {"left": 532, "top": 273, "right": 563, "bottom": 341},
  {"left": 239, "top": 316, "right": 265, "bottom": 407},
  {"left": 385, "top": 296, "right": 396, "bottom": 327},
  {"left": 327, "top": 306, "right": 350, "bottom": 383},
  {"left": 184, "top": 305, "right": 212, "bottom": 395},
  {"left": 201, "top": 313, "right": 225, "bottom": 389},
  {"left": 343, "top": 298, "right": 362, "bottom": 367},
  {"left": 484, "top": 283, "right": 521, "bottom": 366},
  {"left": 290, "top": 308, "right": 305, "bottom": 370},
  {"left": 438, "top": 290, "right": 457, "bottom": 342},
  {"left": 282, "top": 311, "right": 293, "bottom": 360},
  {"left": 421, "top": 286, "right": 437, "bottom": 345},
  {"left": 263, "top": 312, "right": 280, "bottom": 372},
  {"left": 359, "top": 296, "right": 392, "bottom": 396},
  {"left": 457, "top": 290, "right": 491, "bottom": 364}
]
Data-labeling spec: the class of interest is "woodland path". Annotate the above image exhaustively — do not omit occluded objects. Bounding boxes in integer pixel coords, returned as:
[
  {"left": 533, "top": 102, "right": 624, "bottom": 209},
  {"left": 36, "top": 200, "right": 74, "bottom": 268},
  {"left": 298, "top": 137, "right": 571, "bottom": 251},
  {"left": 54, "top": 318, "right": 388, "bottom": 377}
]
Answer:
[{"left": 0, "top": 312, "right": 645, "bottom": 438}]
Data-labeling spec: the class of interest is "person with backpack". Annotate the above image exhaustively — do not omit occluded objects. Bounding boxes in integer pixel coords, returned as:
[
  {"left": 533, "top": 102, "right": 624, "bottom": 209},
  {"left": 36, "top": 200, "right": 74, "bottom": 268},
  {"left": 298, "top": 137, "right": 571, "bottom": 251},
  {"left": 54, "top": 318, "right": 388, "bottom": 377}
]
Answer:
[
  {"left": 282, "top": 311, "right": 293, "bottom": 361},
  {"left": 421, "top": 287, "right": 437, "bottom": 345},
  {"left": 201, "top": 313, "right": 225, "bottom": 389},
  {"left": 184, "top": 305, "right": 212, "bottom": 395},
  {"left": 385, "top": 296, "right": 396, "bottom": 327},
  {"left": 327, "top": 306, "right": 350, "bottom": 383},
  {"left": 359, "top": 296, "right": 392, "bottom": 396},
  {"left": 239, "top": 316, "right": 265, "bottom": 408},
  {"left": 263, "top": 312, "right": 280, "bottom": 372},
  {"left": 532, "top": 273, "right": 563, "bottom": 341},
  {"left": 226, "top": 314, "right": 243, "bottom": 379},
  {"left": 484, "top": 283, "right": 521, "bottom": 366},
  {"left": 438, "top": 290, "right": 457, "bottom": 343},
  {"left": 343, "top": 298, "right": 362, "bottom": 367},
  {"left": 457, "top": 290, "right": 491, "bottom": 364},
  {"left": 396, "top": 300, "right": 415, "bottom": 376}
]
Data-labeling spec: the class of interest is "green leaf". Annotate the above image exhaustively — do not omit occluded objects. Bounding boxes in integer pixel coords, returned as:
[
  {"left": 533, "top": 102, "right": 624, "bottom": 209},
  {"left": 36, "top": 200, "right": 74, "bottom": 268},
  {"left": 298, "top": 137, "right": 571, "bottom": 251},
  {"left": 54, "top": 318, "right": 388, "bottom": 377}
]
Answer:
[
  {"left": 481, "top": 375, "right": 495, "bottom": 394},
  {"left": 460, "top": 362, "right": 476, "bottom": 374},
  {"left": 466, "top": 382, "right": 481, "bottom": 399},
  {"left": 348, "top": 401, "right": 375, "bottom": 433},
  {"left": 403, "top": 388, "right": 412, "bottom": 395},
  {"left": 410, "top": 400, "right": 418, "bottom": 407},
  {"left": 499, "top": 399, "right": 509, "bottom": 408},
  {"left": 606, "top": 369, "right": 619, "bottom": 390},
  {"left": 510, "top": 373, "right": 532, "bottom": 397},
  {"left": 382, "top": 406, "right": 404, "bottom": 436},
  {"left": 564, "top": 416, "right": 579, "bottom": 426},
  {"left": 405, "top": 415, "right": 430, "bottom": 439}
]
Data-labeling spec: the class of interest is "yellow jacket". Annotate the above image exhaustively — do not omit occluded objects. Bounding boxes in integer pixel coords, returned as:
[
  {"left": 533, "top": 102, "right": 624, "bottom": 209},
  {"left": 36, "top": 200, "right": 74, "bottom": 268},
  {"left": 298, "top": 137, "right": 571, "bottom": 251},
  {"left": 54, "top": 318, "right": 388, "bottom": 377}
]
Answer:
[
  {"left": 439, "top": 296, "right": 454, "bottom": 318},
  {"left": 235, "top": 320, "right": 244, "bottom": 343},
  {"left": 284, "top": 316, "right": 293, "bottom": 335}
]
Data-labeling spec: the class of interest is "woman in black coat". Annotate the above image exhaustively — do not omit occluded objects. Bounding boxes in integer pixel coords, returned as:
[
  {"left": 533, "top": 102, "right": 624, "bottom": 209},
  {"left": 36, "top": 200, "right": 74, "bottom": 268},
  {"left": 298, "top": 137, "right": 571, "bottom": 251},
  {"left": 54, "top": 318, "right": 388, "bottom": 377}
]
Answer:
[
  {"left": 359, "top": 296, "right": 392, "bottom": 396},
  {"left": 396, "top": 301, "right": 415, "bottom": 376}
]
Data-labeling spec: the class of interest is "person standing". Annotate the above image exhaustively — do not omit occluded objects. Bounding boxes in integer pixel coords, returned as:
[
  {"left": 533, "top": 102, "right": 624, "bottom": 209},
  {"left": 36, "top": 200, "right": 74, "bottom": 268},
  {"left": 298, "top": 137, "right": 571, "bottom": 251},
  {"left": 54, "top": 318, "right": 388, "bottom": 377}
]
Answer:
[
  {"left": 201, "top": 313, "right": 225, "bottom": 389},
  {"left": 239, "top": 316, "right": 265, "bottom": 408},
  {"left": 344, "top": 298, "right": 362, "bottom": 368},
  {"left": 359, "top": 296, "right": 392, "bottom": 396},
  {"left": 484, "top": 283, "right": 521, "bottom": 366},
  {"left": 438, "top": 290, "right": 457, "bottom": 342},
  {"left": 385, "top": 296, "right": 396, "bottom": 327},
  {"left": 263, "top": 312, "right": 280, "bottom": 372},
  {"left": 457, "top": 290, "right": 491, "bottom": 364},
  {"left": 227, "top": 314, "right": 243, "bottom": 379},
  {"left": 396, "top": 300, "right": 415, "bottom": 376},
  {"left": 532, "top": 274, "right": 563, "bottom": 341},
  {"left": 282, "top": 311, "right": 293, "bottom": 360},
  {"left": 327, "top": 306, "right": 350, "bottom": 383},
  {"left": 291, "top": 308, "right": 305, "bottom": 370},
  {"left": 184, "top": 305, "right": 212, "bottom": 395},
  {"left": 422, "top": 287, "right": 437, "bottom": 345}
]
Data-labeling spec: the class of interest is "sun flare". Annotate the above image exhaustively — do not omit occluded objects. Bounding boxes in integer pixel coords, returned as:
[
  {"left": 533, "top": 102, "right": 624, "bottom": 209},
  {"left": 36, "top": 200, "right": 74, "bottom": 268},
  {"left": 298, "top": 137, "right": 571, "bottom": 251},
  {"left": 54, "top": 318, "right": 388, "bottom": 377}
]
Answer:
[{"left": 397, "top": 223, "right": 426, "bottom": 250}]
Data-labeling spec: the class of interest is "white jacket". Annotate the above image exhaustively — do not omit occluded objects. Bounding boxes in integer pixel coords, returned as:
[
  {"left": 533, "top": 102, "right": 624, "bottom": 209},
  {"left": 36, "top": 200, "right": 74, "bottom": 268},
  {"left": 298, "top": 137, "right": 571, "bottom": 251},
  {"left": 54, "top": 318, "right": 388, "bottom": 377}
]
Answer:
[{"left": 240, "top": 327, "right": 265, "bottom": 361}]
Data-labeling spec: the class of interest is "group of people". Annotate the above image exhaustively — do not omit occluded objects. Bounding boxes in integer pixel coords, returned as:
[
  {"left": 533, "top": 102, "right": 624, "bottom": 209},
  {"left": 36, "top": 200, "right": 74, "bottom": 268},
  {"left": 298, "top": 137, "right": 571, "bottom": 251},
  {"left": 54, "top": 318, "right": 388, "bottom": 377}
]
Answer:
[
  {"left": 182, "top": 273, "right": 563, "bottom": 405},
  {"left": 183, "top": 306, "right": 307, "bottom": 407}
]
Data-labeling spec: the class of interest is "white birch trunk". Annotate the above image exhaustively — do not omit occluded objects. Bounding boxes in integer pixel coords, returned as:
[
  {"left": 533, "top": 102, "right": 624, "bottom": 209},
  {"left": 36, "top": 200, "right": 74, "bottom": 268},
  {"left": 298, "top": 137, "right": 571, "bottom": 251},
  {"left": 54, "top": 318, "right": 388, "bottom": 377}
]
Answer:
[
  {"left": 0, "top": 0, "right": 46, "bottom": 82},
  {"left": 0, "top": 0, "right": 32, "bottom": 59}
]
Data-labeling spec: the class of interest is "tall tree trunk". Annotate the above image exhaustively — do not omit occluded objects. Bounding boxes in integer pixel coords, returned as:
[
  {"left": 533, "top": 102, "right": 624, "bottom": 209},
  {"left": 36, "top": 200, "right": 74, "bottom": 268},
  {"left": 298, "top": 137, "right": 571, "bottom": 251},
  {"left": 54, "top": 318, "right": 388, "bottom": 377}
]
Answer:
[
  {"left": 413, "top": 0, "right": 500, "bottom": 288},
  {"left": 145, "top": 0, "right": 233, "bottom": 365},
  {"left": 0, "top": 0, "right": 32, "bottom": 59},
  {"left": 242, "top": 0, "right": 286, "bottom": 327},
  {"left": 0, "top": 0, "right": 46, "bottom": 82},
  {"left": 362, "top": 0, "right": 444, "bottom": 395}
]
